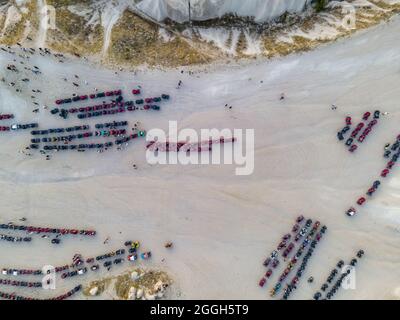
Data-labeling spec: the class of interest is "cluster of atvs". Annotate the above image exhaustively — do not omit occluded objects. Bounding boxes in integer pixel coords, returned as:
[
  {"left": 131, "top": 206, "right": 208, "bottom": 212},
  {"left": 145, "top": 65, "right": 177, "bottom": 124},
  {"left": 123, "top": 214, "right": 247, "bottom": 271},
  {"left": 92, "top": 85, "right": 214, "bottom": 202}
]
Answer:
[
  {"left": 60, "top": 241, "right": 151, "bottom": 279},
  {"left": 381, "top": 135, "right": 400, "bottom": 177},
  {"left": 53, "top": 89, "right": 169, "bottom": 120},
  {"left": 337, "top": 111, "right": 380, "bottom": 152},
  {"left": 28, "top": 120, "right": 145, "bottom": 151},
  {"left": 57, "top": 100, "right": 130, "bottom": 115},
  {"left": 29, "top": 123, "right": 130, "bottom": 150},
  {"left": 0, "top": 234, "right": 31, "bottom": 243}
]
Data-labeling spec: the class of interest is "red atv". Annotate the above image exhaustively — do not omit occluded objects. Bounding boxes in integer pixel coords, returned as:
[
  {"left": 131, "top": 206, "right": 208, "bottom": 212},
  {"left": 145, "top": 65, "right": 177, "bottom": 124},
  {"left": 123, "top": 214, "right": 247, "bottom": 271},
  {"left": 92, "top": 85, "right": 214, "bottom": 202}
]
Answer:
[
  {"left": 357, "top": 197, "right": 366, "bottom": 205},
  {"left": 259, "top": 278, "right": 266, "bottom": 287},
  {"left": 345, "top": 116, "right": 352, "bottom": 126}
]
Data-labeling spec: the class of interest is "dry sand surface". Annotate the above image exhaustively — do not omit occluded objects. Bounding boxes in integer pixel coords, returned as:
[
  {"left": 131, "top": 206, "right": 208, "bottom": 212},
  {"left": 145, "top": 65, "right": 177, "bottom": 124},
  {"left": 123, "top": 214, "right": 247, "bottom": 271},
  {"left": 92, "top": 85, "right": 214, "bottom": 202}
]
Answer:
[{"left": 0, "top": 15, "right": 400, "bottom": 300}]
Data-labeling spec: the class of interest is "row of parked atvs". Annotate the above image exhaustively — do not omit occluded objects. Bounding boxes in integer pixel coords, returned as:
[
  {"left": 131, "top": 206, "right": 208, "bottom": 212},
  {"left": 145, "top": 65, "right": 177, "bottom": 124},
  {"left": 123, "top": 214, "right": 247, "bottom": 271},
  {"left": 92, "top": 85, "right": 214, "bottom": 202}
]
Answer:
[
  {"left": 77, "top": 105, "right": 160, "bottom": 119},
  {"left": 0, "top": 234, "right": 31, "bottom": 243},
  {"left": 0, "top": 285, "right": 82, "bottom": 300},
  {"left": 313, "top": 250, "right": 364, "bottom": 300},
  {"left": 346, "top": 134, "right": 400, "bottom": 216},
  {"left": 282, "top": 225, "right": 327, "bottom": 300}
]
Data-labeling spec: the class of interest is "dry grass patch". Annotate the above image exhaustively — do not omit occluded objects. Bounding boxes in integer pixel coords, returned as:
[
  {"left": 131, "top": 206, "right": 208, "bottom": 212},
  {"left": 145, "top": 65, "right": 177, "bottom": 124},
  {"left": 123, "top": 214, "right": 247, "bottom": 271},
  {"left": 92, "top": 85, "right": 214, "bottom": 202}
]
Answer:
[{"left": 108, "top": 10, "right": 209, "bottom": 67}]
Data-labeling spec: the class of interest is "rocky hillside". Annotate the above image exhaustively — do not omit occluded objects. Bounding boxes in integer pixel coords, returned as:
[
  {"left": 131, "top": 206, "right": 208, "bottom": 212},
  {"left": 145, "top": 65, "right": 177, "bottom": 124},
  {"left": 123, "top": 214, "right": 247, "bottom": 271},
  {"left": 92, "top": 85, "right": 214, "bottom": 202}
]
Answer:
[{"left": 0, "top": 0, "right": 399, "bottom": 67}]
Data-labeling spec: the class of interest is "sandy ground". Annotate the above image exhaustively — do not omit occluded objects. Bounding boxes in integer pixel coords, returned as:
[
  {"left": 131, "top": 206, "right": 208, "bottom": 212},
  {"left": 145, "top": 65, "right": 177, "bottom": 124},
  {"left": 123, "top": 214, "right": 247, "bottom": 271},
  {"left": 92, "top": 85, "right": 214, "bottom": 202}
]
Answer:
[{"left": 0, "top": 15, "right": 400, "bottom": 300}]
